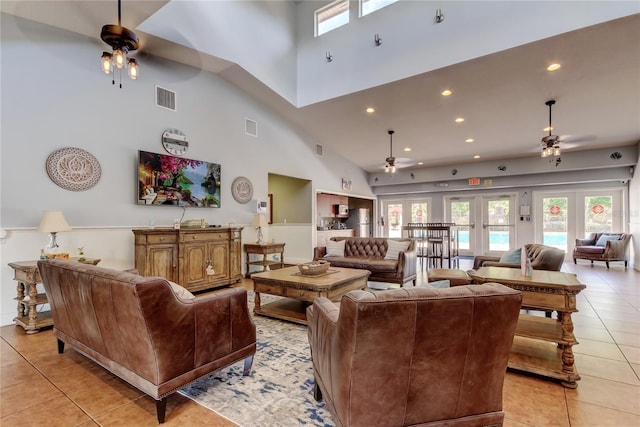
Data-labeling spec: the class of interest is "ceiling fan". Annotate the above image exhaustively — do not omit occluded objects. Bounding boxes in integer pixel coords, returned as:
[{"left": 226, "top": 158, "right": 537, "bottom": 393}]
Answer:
[
  {"left": 540, "top": 100, "right": 562, "bottom": 164},
  {"left": 383, "top": 130, "right": 416, "bottom": 173}
]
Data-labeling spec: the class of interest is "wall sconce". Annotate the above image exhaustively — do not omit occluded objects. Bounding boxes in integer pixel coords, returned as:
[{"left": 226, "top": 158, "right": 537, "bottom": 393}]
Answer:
[
  {"left": 326, "top": 51, "right": 333, "bottom": 62},
  {"left": 435, "top": 8, "right": 444, "bottom": 23},
  {"left": 374, "top": 34, "right": 382, "bottom": 46}
]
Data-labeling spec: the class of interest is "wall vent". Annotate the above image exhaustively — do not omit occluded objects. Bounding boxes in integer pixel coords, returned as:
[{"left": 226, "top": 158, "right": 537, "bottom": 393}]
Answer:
[
  {"left": 245, "top": 118, "right": 258, "bottom": 137},
  {"left": 156, "top": 86, "right": 176, "bottom": 111},
  {"left": 316, "top": 144, "right": 323, "bottom": 156}
]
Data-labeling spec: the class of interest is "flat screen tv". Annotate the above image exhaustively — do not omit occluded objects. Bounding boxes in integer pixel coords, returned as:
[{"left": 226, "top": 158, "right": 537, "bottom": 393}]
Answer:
[{"left": 138, "top": 150, "right": 221, "bottom": 207}]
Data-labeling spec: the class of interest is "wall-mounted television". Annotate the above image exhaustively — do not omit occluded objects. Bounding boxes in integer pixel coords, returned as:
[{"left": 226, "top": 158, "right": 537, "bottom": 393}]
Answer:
[{"left": 138, "top": 150, "right": 221, "bottom": 207}]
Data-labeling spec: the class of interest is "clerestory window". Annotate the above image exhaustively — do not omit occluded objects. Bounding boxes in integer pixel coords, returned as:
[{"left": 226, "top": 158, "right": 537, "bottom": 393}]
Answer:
[
  {"left": 315, "top": 0, "right": 349, "bottom": 37},
  {"left": 360, "top": 0, "right": 398, "bottom": 17}
]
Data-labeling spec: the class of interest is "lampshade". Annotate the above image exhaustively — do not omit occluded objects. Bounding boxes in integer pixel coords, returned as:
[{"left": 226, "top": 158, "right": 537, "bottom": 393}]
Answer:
[
  {"left": 251, "top": 214, "right": 268, "bottom": 227},
  {"left": 38, "top": 211, "right": 71, "bottom": 233}
]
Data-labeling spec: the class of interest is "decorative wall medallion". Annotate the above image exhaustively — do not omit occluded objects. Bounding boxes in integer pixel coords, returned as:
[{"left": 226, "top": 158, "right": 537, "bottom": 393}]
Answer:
[
  {"left": 231, "top": 176, "right": 253, "bottom": 204},
  {"left": 46, "top": 147, "right": 102, "bottom": 191}
]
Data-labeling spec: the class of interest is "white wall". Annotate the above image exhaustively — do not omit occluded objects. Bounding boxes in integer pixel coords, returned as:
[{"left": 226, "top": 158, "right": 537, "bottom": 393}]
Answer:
[
  {"left": 295, "top": 1, "right": 638, "bottom": 107},
  {"left": 629, "top": 143, "right": 640, "bottom": 270},
  {"left": 0, "top": 14, "right": 374, "bottom": 326}
]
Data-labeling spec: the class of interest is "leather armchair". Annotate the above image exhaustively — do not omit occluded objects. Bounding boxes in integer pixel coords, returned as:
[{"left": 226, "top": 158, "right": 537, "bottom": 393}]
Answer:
[
  {"left": 473, "top": 243, "right": 565, "bottom": 271},
  {"left": 573, "top": 232, "right": 631, "bottom": 268},
  {"left": 307, "top": 284, "right": 522, "bottom": 427}
]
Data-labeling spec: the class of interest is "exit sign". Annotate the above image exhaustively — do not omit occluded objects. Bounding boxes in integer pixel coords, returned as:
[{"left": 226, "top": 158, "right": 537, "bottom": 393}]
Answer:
[{"left": 468, "top": 177, "right": 480, "bottom": 186}]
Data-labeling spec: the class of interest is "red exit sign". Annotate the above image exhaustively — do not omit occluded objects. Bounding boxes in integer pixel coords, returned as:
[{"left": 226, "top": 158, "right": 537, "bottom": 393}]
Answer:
[{"left": 468, "top": 177, "right": 480, "bottom": 186}]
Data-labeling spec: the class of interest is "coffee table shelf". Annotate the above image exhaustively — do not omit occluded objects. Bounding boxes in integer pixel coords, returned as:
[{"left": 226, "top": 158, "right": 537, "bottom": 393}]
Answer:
[{"left": 515, "top": 315, "right": 577, "bottom": 345}]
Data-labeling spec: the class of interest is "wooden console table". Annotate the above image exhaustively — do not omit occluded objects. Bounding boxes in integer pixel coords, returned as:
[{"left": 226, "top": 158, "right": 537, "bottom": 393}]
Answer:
[
  {"left": 244, "top": 242, "right": 285, "bottom": 278},
  {"left": 468, "top": 266, "right": 586, "bottom": 388},
  {"left": 8, "top": 258, "right": 101, "bottom": 334}
]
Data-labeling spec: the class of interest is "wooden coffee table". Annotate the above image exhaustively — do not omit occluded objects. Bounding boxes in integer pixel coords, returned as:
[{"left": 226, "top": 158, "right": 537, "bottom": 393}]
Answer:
[
  {"left": 251, "top": 266, "right": 370, "bottom": 325},
  {"left": 468, "top": 266, "right": 586, "bottom": 388}
]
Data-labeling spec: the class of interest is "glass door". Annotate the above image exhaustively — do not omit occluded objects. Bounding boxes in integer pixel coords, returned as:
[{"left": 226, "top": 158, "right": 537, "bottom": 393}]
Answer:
[
  {"left": 381, "top": 199, "right": 431, "bottom": 237},
  {"left": 482, "top": 195, "right": 515, "bottom": 255},
  {"left": 542, "top": 196, "right": 569, "bottom": 251},
  {"left": 383, "top": 201, "right": 404, "bottom": 237},
  {"left": 446, "top": 197, "right": 475, "bottom": 257}
]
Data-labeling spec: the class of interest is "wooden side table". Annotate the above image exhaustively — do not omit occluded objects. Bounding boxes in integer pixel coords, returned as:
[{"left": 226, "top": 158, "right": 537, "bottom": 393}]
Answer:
[
  {"left": 244, "top": 243, "right": 285, "bottom": 278},
  {"left": 8, "top": 258, "right": 100, "bottom": 334}
]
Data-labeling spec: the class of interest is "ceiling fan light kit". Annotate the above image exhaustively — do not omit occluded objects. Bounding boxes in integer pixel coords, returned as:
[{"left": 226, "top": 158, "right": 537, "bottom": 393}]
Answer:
[
  {"left": 541, "top": 99, "right": 562, "bottom": 165},
  {"left": 384, "top": 129, "right": 396, "bottom": 174},
  {"left": 100, "top": 0, "right": 139, "bottom": 88}
]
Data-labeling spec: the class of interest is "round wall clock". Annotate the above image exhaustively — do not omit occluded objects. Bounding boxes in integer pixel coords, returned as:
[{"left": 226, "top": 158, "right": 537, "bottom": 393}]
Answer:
[
  {"left": 46, "top": 147, "right": 102, "bottom": 191},
  {"left": 231, "top": 176, "right": 253, "bottom": 204},
  {"left": 162, "top": 129, "right": 189, "bottom": 156}
]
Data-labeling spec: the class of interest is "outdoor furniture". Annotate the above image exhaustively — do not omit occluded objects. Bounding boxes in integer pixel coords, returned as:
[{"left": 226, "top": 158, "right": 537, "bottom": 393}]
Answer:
[{"left": 572, "top": 232, "right": 631, "bottom": 268}]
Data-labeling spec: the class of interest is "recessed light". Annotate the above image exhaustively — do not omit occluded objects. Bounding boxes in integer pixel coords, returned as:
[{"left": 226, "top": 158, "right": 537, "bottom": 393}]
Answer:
[
  {"left": 465, "top": 138, "right": 474, "bottom": 143},
  {"left": 547, "top": 63, "right": 561, "bottom": 71},
  {"left": 473, "top": 155, "right": 480, "bottom": 159},
  {"left": 455, "top": 117, "right": 465, "bottom": 123},
  {"left": 417, "top": 162, "right": 424, "bottom": 166},
  {"left": 403, "top": 147, "right": 411, "bottom": 152},
  {"left": 365, "top": 107, "right": 375, "bottom": 113},
  {"left": 441, "top": 89, "right": 452, "bottom": 96}
]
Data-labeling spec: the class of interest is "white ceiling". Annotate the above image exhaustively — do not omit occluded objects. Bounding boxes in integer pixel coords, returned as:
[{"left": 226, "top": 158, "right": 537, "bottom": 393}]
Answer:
[{"left": 2, "top": 1, "right": 639, "bottom": 173}]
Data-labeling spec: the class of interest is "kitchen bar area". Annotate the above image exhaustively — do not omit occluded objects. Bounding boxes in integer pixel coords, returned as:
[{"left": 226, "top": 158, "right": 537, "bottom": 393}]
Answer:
[{"left": 316, "top": 192, "right": 374, "bottom": 247}]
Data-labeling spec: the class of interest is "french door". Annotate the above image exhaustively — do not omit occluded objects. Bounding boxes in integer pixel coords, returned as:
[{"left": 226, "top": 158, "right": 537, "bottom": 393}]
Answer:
[
  {"left": 481, "top": 195, "right": 516, "bottom": 255},
  {"left": 446, "top": 197, "right": 475, "bottom": 257},
  {"left": 381, "top": 199, "right": 431, "bottom": 237}
]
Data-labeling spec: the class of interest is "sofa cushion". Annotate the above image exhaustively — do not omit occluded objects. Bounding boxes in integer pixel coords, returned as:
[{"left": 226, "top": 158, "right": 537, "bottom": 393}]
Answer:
[
  {"left": 322, "top": 257, "right": 398, "bottom": 273},
  {"left": 168, "top": 281, "right": 195, "bottom": 299},
  {"left": 499, "top": 248, "right": 522, "bottom": 263},
  {"left": 596, "top": 234, "right": 620, "bottom": 246},
  {"left": 325, "top": 239, "right": 346, "bottom": 257},
  {"left": 384, "top": 239, "right": 410, "bottom": 260},
  {"left": 576, "top": 245, "right": 606, "bottom": 254}
]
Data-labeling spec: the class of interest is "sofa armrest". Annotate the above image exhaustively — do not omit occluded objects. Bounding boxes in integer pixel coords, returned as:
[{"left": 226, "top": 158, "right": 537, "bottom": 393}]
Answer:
[
  {"left": 473, "top": 256, "right": 500, "bottom": 269},
  {"left": 603, "top": 237, "right": 630, "bottom": 258},
  {"left": 397, "top": 248, "right": 416, "bottom": 280},
  {"left": 313, "top": 247, "right": 327, "bottom": 261},
  {"left": 481, "top": 261, "right": 521, "bottom": 269},
  {"left": 575, "top": 237, "right": 595, "bottom": 246}
]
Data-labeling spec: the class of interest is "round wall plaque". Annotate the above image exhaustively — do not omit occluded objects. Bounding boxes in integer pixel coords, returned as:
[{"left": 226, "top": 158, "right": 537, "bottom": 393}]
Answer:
[
  {"left": 46, "top": 147, "right": 102, "bottom": 191},
  {"left": 231, "top": 176, "right": 253, "bottom": 204}
]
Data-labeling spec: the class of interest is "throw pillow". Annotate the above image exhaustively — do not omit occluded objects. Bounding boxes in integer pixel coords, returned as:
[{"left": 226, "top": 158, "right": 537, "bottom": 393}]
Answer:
[
  {"left": 499, "top": 248, "right": 522, "bottom": 263},
  {"left": 384, "top": 240, "right": 411, "bottom": 260},
  {"left": 419, "top": 279, "right": 451, "bottom": 289},
  {"left": 168, "top": 281, "right": 195, "bottom": 300},
  {"left": 595, "top": 234, "right": 620, "bottom": 246},
  {"left": 325, "top": 239, "right": 346, "bottom": 257}
]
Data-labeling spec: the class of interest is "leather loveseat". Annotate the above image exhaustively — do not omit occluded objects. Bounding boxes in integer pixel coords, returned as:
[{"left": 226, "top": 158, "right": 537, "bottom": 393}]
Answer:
[
  {"left": 473, "top": 243, "right": 565, "bottom": 271},
  {"left": 38, "top": 259, "right": 256, "bottom": 424},
  {"left": 314, "top": 237, "right": 417, "bottom": 286},
  {"left": 573, "top": 232, "right": 631, "bottom": 268},
  {"left": 307, "top": 283, "right": 522, "bottom": 427}
]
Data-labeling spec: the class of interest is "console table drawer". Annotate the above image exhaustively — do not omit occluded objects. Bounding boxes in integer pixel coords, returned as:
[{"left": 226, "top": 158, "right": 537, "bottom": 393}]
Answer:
[
  {"left": 145, "top": 234, "right": 177, "bottom": 244},
  {"left": 182, "top": 232, "right": 227, "bottom": 242}
]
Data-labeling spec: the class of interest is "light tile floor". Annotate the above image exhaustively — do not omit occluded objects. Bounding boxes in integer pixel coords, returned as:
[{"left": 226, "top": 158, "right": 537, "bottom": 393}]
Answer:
[{"left": 1, "top": 259, "right": 638, "bottom": 426}]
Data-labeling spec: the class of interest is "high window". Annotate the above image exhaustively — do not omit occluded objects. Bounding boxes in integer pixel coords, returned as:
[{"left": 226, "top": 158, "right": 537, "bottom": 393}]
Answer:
[
  {"left": 315, "top": 0, "right": 349, "bottom": 37},
  {"left": 360, "top": 0, "right": 398, "bottom": 17}
]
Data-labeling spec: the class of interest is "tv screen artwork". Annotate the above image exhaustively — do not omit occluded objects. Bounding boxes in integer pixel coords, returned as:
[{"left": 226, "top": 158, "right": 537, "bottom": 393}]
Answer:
[{"left": 138, "top": 150, "right": 221, "bottom": 207}]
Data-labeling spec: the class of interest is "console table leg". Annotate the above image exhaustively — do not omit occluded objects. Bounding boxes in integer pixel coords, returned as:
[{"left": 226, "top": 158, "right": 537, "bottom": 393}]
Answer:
[
  {"left": 26, "top": 282, "right": 39, "bottom": 333},
  {"left": 254, "top": 292, "right": 261, "bottom": 314},
  {"left": 16, "top": 281, "right": 26, "bottom": 317}
]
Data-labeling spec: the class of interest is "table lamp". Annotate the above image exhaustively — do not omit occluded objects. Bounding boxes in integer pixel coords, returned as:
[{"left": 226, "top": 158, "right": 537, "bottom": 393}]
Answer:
[
  {"left": 38, "top": 210, "right": 72, "bottom": 253},
  {"left": 251, "top": 214, "right": 268, "bottom": 243}
]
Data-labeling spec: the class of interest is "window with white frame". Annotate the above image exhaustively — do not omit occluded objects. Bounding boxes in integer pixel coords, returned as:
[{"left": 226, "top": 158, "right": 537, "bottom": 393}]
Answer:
[
  {"left": 360, "top": 0, "right": 398, "bottom": 17},
  {"left": 315, "top": 0, "right": 349, "bottom": 37}
]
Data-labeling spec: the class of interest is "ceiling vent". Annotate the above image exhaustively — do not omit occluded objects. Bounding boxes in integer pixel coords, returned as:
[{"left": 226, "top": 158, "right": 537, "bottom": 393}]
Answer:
[
  {"left": 316, "top": 144, "right": 323, "bottom": 156},
  {"left": 245, "top": 118, "right": 258, "bottom": 137},
  {"left": 156, "top": 86, "right": 176, "bottom": 111}
]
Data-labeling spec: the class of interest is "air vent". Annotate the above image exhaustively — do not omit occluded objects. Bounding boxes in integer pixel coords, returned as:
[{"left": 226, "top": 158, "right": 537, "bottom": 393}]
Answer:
[
  {"left": 316, "top": 144, "right": 323, "bottom": 156},
  {"left": 245, "top": 118, "right": 258, "bottom": 137},
  {"left": 156, "top": 86, "right": 176, "bottom": 111}
]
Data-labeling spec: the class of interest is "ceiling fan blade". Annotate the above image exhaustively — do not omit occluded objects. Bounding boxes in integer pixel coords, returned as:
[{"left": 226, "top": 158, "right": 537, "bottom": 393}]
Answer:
[{"left": 558, "top": 134, "right": 597, "bottom": 144}]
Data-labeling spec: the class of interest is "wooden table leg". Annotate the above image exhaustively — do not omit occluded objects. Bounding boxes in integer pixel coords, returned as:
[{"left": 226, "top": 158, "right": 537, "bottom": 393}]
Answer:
[
  {"left": 26, "top": 282, "right": 39, "bottom": 334},
  {"left": 16, "top": 281, "right": 26, "bottom": 317},
  {"left": 254, "top": 292, "right": 261, "bottom": 314},
  {"left": 559, "top": 311, "right": 579, "bottom": 388}
]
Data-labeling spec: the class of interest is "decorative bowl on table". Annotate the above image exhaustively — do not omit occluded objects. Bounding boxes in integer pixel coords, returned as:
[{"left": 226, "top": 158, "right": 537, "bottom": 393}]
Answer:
[{"left": 298, "top": 260, "right": 330, "bottom": 276}]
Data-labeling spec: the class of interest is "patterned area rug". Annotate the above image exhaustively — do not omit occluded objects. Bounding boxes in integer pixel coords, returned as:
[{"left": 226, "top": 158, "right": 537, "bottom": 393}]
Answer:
[{"left": 180, "top": 292, "right": 335, "bottom": 427}]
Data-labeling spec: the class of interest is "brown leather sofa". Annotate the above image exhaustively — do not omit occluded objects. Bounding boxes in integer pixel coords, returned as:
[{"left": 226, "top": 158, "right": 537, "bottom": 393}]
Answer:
[
  {"left": 314, "top": 237, "right": 417, "bottom": 286},
  {"left": 307, "top": 284, "right": 522, "bottom": 427},
  {"left": 472, "top": 243, "right": 565, "bottom": 271},
  {"left": 573, "top": 232, "right": 631, "bottom": 268},
  {"left": 38, "top": 259, "right": 256, "bottom": 424}
]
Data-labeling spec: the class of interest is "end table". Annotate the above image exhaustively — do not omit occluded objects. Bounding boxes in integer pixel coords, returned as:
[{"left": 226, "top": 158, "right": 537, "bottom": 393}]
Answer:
[
  {"left": 8, "top": 258, "right": 101, "bottom": 334},
  {"left": 244, "top": 243, "right": 285, "bottom": 278}
]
